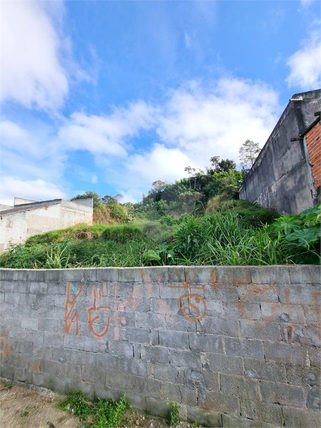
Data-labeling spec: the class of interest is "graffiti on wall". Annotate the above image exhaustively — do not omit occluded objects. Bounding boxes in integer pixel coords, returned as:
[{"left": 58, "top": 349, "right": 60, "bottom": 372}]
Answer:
[{"left": 64, "top": 269, "right": 321, "bottom": 341}]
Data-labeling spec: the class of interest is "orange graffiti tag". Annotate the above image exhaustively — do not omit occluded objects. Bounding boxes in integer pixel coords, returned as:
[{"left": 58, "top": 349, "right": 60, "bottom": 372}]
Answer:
[
  {"left": 64, "top": 282, "right": 82, "bottom": 335},
  {"left": 178, "top": 293, "right": 207, "bottom": 322},
  {"left": 169, "top": 271, "right": 205, "bottom": 290},
  {"left": 87, "top": 285, "right": 111, "bottom": 339},
  {"left": 313, "top": 292, "right": 321, "bottom": 338}
]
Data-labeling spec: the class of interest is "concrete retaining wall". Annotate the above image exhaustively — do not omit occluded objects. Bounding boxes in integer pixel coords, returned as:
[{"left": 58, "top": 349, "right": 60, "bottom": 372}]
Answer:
[
  {"left": 239, "top": 89, "right": 321, "bottom": 215},
  {"left": 0, "top": 266, "right": 320, "bottom": 427}
]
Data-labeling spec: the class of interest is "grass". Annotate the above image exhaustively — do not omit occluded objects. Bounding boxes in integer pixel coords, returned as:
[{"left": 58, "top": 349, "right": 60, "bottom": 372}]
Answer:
[
  {"left": 57, "top": 390, "right": 130, "bottom": 427},
  {"left": 1, "top": 203, "right": 319, "bottom": 268}
]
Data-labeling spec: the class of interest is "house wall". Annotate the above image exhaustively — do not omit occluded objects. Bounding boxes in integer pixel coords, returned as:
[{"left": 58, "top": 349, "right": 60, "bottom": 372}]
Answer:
[
  {"left": 239, "top": 90, "right": 321, "bottom": 215},
  {"left": 305, "top": 120, "right": 321, "bottom": 202},
  {"left": 0, "top": 200, "right": 92, "bottom": 253},
  {"left": 1, "top": 266, "right": 320, "bottom": 427}
]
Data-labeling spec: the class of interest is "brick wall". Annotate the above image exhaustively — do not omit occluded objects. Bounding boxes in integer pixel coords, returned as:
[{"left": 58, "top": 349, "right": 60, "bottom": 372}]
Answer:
[
  {"left": 305, "top": 121, "right": 321, "bottom": 196},
  {"left": 0, "top": 266, "right": 320, "bottom": 427}
]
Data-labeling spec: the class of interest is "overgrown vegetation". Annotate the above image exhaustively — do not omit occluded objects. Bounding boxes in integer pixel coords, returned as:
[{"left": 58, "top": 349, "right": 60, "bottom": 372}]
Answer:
[
  {"left": 168, "top": 401, "right": 180, "bottom": 427},
  {"left": 57, "top": 390, "right": 130, "bottom": 427},
  {"left": 1, "top": 155, "right": 320, "bottom": 268}
]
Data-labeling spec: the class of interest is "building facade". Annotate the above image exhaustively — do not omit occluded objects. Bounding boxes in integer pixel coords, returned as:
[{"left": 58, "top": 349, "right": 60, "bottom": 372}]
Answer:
[{"left": 0, "top": 198, "right": 93, "bottom": 253}]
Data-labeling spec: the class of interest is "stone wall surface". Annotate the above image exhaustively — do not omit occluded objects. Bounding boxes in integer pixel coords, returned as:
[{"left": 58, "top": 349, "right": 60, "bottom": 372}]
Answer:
[{"left": 0, "top": 266, "right": 320, "bottom": 427}]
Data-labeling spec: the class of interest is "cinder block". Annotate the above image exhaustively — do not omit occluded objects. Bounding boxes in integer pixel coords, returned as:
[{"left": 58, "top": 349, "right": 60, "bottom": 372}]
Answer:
[
  {"left": 30, "top": 282, "right": 48, "bottom": 294},
  {"left": 205, "top": 353, "right": 244, "bottom": 376},
  {"left": 307, "top": 390, "right": 321, "bottom": 411},
  {"left": 224, "top": 337, "right": 264, "bottom": 359},
  {"left": 197, "top": 315, "right": 240, "bottom": 337},
  {"left": 4, "top": 292, "right": 20, "bottom": 305},
  {"left": 199, "top": 390, "right": 240, "bottom": 416},
  {"left": 14, "top": 282, "right": 31, "bottom": 293},
  {"left": 285, "top": 364, "right": 320, "bottom": 388},
  {"left": 244, "top": 358, "right": 286, "bottom": 383},
  {"left": 240, "top": 399, "right": 283, "bottom": 426},
  {"left": 260, "top": 302, "right": 306, "bottom": 324},
  {"left": 0, "top": 280, "right": 15, "bottom": 293},
  {"left": 141, "top": 345, "right": 170, "bottom": 365},
  {"left": 263, "top": 342, "right": 307, "bottom": 365},
  {"left": 239, "top": 320, "right": 280, "bottom": 341},
  {"left": 178, "top": 384, "right": 198, "bottom": 406},
  {"left": 123, "top": 357, "right": 148, "bottom": 378},
  {"left": 187, "top": 407, "right": 223, "bottom": 428},
  {"left": 217, "top": 266, "right": 252, "bottom": 288},
  {"left": 118, "top": 267, "right": 144, "bottom": 283},
  {"left": 108, "top": 340, "right": 134, "bottom": 358},
  {"left": 251, "top": 266, "right": 290, "bottom": 285},
  {"left": 282, "top": 406, "right": 321, "bottom": 428},
  {"left": 260, "top": 380, "right": 305, "bottom": 408},
  {"left": 153, "top": 363, "right": 178, "bottom": 383},
  {"left": 227, "top": 302, "right": 262, "bottom": 321},
  {"left": 159, "top": 330, "right": 189, "bottom": 349},
  {"left": 95, "top": 267, "right": 120, "bottom": 283},
  {"left": 0, "top": 269, "right": 15, "bottom": 281},
  {"left": 189, "top": 333, "right": 224, "bottom": 354},
  {"left": 168, "top": 266, "right": 186, "bottom": 284},
  {"left": 60, "top": 269, "right": 85, "bottom": 283},
  {"left": 37, "top": 318, "right": 59, "bottom": 332},
  {"left": 222, "top": 414, "right": 263, "bottom": 427},
  {"left": 125, "top": 327, "right": 150, "bottom": 344},
  {"left": 28, "top": 270, "right": 46, "bottom": 282},
  {"left": 288, "top": 265, "right": 321, "bottom": 285},
  {"left": 145, "top": 396, "right": 169, "bottom": 419},
  {"left": 183, "top": 266, "right": 214, "bottom": 285},
  {"left": 21, "top": 317, "right": 38, "bottom": 330},
  {"left": 44, "top": 270, "right": 61, "bottom": 282},
  {"left": 220, "top": 374, "right": 260, "bottom": 401},
  {"left": 170, "top": 349, "right": 202, "bottom": 370},
  {"left": 277, "top": 284, "right": 319, "bottom": 305},
  {"left": 141, "top": 266, "right": 169, "bottom": 285},
  {"left": 131, "top": 376, "right": 162, "bottom": 398},
  {"left": 135, "top": 312, "right": 163, "bottom": 330}
]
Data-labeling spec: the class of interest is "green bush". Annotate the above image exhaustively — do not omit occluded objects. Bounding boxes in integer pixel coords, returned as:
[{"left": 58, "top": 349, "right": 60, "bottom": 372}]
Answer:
[{"left": 101, "top": 225, "right": 145, "bottom": 243}]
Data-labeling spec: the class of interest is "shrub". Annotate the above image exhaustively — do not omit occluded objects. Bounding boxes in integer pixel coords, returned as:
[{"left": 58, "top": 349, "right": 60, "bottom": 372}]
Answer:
[{"left": 101, "top": 225, "right": 144, "bottom": 243}]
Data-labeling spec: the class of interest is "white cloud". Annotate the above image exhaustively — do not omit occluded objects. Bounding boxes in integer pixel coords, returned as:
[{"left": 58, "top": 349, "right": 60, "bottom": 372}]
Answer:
[
  {"left": 111, "top": 77, "right": 280, "bottom": 202},
  {"left": 0, "top": 0, "right": 88, "bottom": 111},
  {"left": 58, "top": 101, "right": 156, "bottom": 155},
  {"left": 128, "top": 143, "right": 192, "bottom": 184},
  {"left": 286, "top": 24, "right": 321, "bottom": 89},
  {"left": 0, "top": 78, "right": 280, "bottom": 205},
  {"left": 0, "top": 177, "right": 67, "bottom": 206},
  {"left": 156, "top": 78, "right": 278, "bottom": 164}
]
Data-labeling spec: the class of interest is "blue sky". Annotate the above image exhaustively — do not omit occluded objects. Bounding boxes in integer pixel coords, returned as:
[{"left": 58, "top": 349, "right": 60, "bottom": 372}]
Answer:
[{"left": 1, "top": 0, "right": 320, "bottom": 205}]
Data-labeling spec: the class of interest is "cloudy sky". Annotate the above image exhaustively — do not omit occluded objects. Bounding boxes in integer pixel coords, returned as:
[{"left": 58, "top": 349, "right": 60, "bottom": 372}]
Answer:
[{"left": 0, "top": 0, "right": 320, "bottom": 204}]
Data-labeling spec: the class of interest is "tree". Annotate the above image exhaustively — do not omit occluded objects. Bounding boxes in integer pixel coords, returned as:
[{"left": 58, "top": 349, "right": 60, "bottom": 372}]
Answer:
[
  {"left": 209, "top": 157, "right": 236, "bottom": 173},
  {"left": 72, "top": 190, "right": 102, "bottom": 209},
  {"left": 184, "top": 166, "right": 196, "bottom": 188},
  {"left": 152, "top": 180, "right": 167, "bottom": 191},
  {"left": 239, "top": 140, "right": 261, "bottom": 169}
]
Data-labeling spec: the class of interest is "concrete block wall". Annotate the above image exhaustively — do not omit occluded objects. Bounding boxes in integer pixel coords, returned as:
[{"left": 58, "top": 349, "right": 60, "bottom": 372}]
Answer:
[
  {"left": 0, "top": 266, "right": 320, "bottom": 427},
  {"left": 240, "top": 89, "right": 321, "bottom": 215}
]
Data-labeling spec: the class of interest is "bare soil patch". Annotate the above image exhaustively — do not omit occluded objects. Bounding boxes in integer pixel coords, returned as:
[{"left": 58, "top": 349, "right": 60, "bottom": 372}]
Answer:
[{"left": 0, "top": 379, "right": 197, "bottom": 428}]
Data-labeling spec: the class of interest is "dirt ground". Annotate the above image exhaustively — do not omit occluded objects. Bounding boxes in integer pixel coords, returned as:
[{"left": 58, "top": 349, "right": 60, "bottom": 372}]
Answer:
[{"left": 0, "top": 379, "right": 198, "bottom": 428}]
